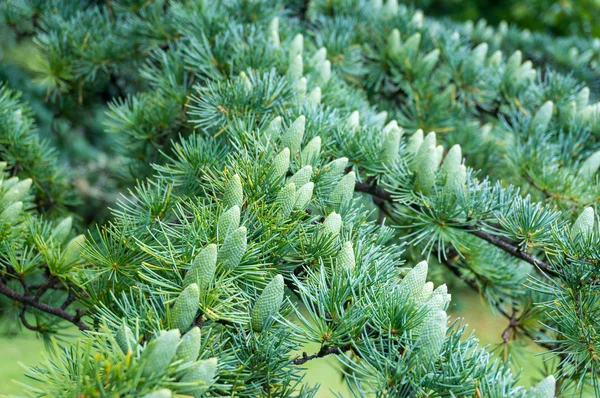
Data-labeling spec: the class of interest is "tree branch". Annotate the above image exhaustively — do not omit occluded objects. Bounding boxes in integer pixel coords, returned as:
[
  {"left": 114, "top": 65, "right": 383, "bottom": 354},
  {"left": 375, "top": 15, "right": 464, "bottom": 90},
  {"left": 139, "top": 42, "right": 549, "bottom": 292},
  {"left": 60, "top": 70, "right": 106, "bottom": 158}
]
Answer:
[{"left": 293, "top": 344, "right": 352, "bottom": 365}]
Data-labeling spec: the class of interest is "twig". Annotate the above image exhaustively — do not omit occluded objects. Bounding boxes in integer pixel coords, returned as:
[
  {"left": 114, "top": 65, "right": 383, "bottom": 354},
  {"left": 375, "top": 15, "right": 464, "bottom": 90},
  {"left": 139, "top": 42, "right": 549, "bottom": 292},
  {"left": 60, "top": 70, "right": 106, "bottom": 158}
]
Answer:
[{"left": 293, "top": 344, "right": 352, "bottom": 365}]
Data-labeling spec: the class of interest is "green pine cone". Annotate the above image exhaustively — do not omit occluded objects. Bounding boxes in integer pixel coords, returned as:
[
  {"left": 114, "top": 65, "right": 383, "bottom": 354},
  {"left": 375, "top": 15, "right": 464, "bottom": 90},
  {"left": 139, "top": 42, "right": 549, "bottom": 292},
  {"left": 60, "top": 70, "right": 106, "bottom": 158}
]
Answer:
[
  {"left": 346, "top": 111, "right": 360, "bottom": 130},
  {"left": 115, "top": 323, "right": 137, "bottom": 354},
  {"left": 288, "top": 54, "right": 303, "bottom": 79},
  {"left": 324, "top": 157, "right": 348, "bottom": 177},
  {"left": 505, "top": 50, "right": 522, "bottom": 77},
  {"left": 406, "top": 129, "right": 424, "bottom": 154},
  {"left": 440, "top": 144, "right": 462, "bottom": 181},
  {"left": 217, "top": 205, "right": 240, "bottom": 242},
  {"left": 184, "top": 244, "right": 217, "bottom": 290},
  {"left": 321, "top": 212, "right": 342, "bottom": 238},
  {"left": 296, "top": 78, "right": 307, "bottom": 103},
  {"left": 179, "top": 357, "right": 218, "bottom": 397},
  {"left": 382, "top": 121, "right": 402, "bottom": 164},
  {"left": 294, "top": 182, "right": 314, "bottom": 210},
  {"left": 336, "top": 242, "right": 355, "bottom": 271},
  {"left": 223, "top": 174, "right": 243, "bottom": 210},
  {"left": 176, "top": 326, "right": 201, "bottom": 363},
  {"left": 571, "top": 207, "right": 595, "bottom": 239},
  {"left": 251, "top": 275, "right": 285, "bottom": 332},
  {"left": 264, "top": 116, "right": 283, "bottom": 142},
  {"left": 526, "top": 375, "right": 556, "bottom": 398},
  {"left": 289, "top": 34, "right": 303, "bottom": 61},
  {"left": 387, "top": 28, "right": 401, "bottom": 57},
  {"left": 269, "top": 17, "right": 280, "bottom": 48},
  {"left": 416, "top": 310, "right": 447, "bottom": 366},
  {"left": 308, "top": 87, "right": 321, "bottom": 107},
  {"left": 280, "top": 115, "right": 305, "bottom": 156},
  {"left": 141, "top": 389, "right": 173, "bottom": 398},
  {"left": 413, "top": 145, "right": 439, "bottom": 195},
  {"left": 415, "top": 281, "right": 434, "bottom": 306},
  {"left": 217, "top": 226, "right": 247, "bottom": 271},
  {"left": 401, "top": 32, "right": 421, "bottom": 57},
  {"left": 400, "top": 261, "right": 428, "bottom": 299},
  {"left": 317, "top": 60, "right": 331, "bottom": 86},
  {"left": 532, "top": 101, "right": 554, "bottom": 132},
  {"left": 329, "top": 172, "right": 355, "bottom": 205},
  {"left": 577, "top": 150, "right": 600, "bottom": 180},
  {"left": 272, "top": 148, "right": 290, "bottom": 180},
  {"left": 173, "top": 283, "right": 200, "bottom": 332},
  {"left": 310, "top": 47, "right": 327, "bottom": 66},
  {"left": 276, "top": 183, "right": 296, "bottom": 222},
  {"left": 0, "top": 201, "right": 23, "bottom": 224},
  {"left": 300, "top": 137, "right": 321, "bottom": 165},
  {"left": 141, "top": 329, "right": 181, "bottom": 378},
  {"left": 61, "top": 235, "right": 86, "bottom": 267},
  {"left": 289, "top": 165, "right": 313, "bottom": 187},
  {"left": 51, "top": 216, "right": 73, "bottom": 243},
  {"left": 3, "top": 178, "right": 32, "bottom": 203}
]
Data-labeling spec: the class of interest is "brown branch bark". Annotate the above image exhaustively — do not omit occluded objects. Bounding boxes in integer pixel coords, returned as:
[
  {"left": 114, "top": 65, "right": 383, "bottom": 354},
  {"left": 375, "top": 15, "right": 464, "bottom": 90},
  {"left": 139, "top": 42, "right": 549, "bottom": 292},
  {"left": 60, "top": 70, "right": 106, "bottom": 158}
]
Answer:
[{"left": 293, "top": 344, "right": 352, "bottom": 365}]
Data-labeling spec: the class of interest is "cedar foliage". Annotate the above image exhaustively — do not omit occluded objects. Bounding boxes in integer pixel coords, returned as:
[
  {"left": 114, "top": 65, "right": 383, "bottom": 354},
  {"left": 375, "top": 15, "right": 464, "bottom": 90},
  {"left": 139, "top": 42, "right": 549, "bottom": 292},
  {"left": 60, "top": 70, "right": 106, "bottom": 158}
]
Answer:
[{"left": 0, "top": 0, "right": 599, "bottom": 396}]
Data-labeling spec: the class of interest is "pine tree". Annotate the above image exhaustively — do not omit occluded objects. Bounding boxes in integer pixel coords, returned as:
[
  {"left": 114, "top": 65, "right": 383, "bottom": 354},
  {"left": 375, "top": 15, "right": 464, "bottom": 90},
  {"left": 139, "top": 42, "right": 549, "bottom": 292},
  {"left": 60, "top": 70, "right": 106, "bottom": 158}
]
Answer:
[{"left": 0, "top": 0, "right": 599, "bottom": 396}]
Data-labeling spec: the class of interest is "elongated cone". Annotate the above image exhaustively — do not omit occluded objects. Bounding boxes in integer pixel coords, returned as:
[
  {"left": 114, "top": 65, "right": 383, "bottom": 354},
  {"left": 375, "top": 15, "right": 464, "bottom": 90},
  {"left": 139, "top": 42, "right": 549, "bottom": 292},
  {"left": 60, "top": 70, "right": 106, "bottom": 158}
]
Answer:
[
  {"left": 406, "top": 129, "right": 424, "bottom": 154},
  {"left": 329, "top": 172, "right": 355, "bottom": 205},
  {"left": 440, "top": 145, "right": 462, "bottom": 181},
  {"left": 422, "top": 49, "right": 440, "bottom": 74},
  {"left": 310, "top": 47, "right": 327, "bottom": 66},
  {"left": 289, "top": 165, "right": 313, "bottom": 187},
  {"left": 488, "top": 50, "right": 502, "bottom": 67},
  {"left": 51, "top": 217, "right": 72, "bottom": 243},
  {"left": 301, "top": 137, "right": 321, "bottom": 166},
  {"left": 269, "top": 18, "right": 280, "bottom": 48},
  {"left": 324, "top": 157, "right": 348, "bottom": 177},
  {"left": 346, "top": 111, "right": 360, "bottom": 130},
  {"left": 141, "top": 329, "right": 180, "bottom": 377},
  {"left": 264, "top": 116, "right": 282, "bottom": 142},
  {"left": 141, "top": 390, "right": 172, "bottom": 398},
  {"left": 382, "top": 121, "right": 402, "bottom": 164},
  {"left": 239, "top": 71, "right": 252, "bottom": 91},
  {"left": 413, "top": 145, "right": 439, "bottom": 194},
  {"left": 217, "top": 205, "right": 240, "bottom": 241},
  {"left": 308, "top": 87, "right": 321, "bottom": 106},
  {"left": 272, "top": 148, "right": 290, "bottom": 180},
  {"left": 505, "top": 51, "right": 522, "bottom": 77},
  {"left": 281, "top": 116, "right": 305, "bottom": 156},
  {"left": 176, "top": 326, "right": 201, "bottom": 363},
  {"left": 337, "top": 242, "right": 355, "bottom": 271},
  {"left": 223, "top": 174, "right": 243, "bottom": 210},
  {"left": 174, "top": 283, "right": 200, "bottom": 332},
  {"left": 317, "top": 60, "right": 331, "bottom": 86},
  {"left": 400, "top": 261, "right": 428, "bottom": 299},
  {"left": 401, "top": 32, "right": 421, "bottom": 58},
  {"left": 115, "top": 323, "right": 137, "bottom": 354},
  {"left": 571, "top": 207, "right": 595, "bottom": 239},
  {"left": 578, "top": 150, "right": 600, "bottom": 179},
  {"left": 321, "top": 212, "right": 342, "bottom": 238},
  {"left": 289, "top": 34, "right": 303, "bottom": 61},
  {"left": 525, "top": 375, "right": 555, "bottom": 398},
  {"left": 576, "top": 87, "right": 590, "bottom": 109},
  {"left": 374, "top": 111, "right": 388, "bottom": 126},
  {"left": 472, "top": 42, "right": 488, "bottom": 66},
  {"left": 0, "top": 201, "right": 23, "bottom": 224},
  {"left": 288, "top": 54, "right": 303, "bottom": 79},
  {"left": 3, "top": 178, "right": 31, "bottom": 202},
  {"left": 184, "top": 244, "right": 217, "bottom": 290},
  {"left": 445, "top": 165, "right": 466, "bottom": 193},
  {"left": 416, "top": 310, "right": 447, "bottom": 366},
  {"left": 294, "top": 182, "right": 314, "bottom": 209},
  {"left": 276, "top": 183, "right": 296, "bottom": 222},
  {"left": 179, "top": 358, "right": 218, "bottom": 397},
  {"left": 383, "top": 0, "right": 399, "bottom": 16},
  {"left": 251, "top": 275, "right": 285, "bottom": 332},
  {"left": 217, "top": 226, "right": 247, "bottom": 271},
  {"left": 296, "top": 77, "right": 307, "bottom": 103},
  {"left": 388, "top": 29, "right": 401, "bottom": 57},
  {"left": 531, "top": 101, "right": 554, "bottom": 132},
  {"left": 61, "top": 235, "right": 85, "bottom": 267}
]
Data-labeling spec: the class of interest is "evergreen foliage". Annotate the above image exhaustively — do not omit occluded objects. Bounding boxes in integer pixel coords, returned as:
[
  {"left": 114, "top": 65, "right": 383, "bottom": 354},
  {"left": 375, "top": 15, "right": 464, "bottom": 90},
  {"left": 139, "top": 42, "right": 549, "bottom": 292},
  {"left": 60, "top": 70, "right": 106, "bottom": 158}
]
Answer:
[{"left": 0, "top": 0, "right": 598, "bottom": 396}]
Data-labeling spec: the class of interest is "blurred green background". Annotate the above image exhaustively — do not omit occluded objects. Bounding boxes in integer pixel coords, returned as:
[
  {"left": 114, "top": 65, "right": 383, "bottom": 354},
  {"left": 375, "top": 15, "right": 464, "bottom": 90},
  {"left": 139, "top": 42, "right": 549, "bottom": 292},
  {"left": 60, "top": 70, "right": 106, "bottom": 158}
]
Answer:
[{"left": 0, "top": 288, "right": 546, "bottom": 396}]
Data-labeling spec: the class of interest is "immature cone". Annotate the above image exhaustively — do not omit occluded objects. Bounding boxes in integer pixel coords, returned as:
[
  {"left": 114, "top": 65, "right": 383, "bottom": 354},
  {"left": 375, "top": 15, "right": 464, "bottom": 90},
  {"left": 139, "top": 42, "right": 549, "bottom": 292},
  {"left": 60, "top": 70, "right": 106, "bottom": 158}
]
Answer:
[
  {"left": 440, "top": 144, "right": 462, "bottom": 181},
  {"left": 289, "top": 34, "right": 303, "bottom": 61},
  {"left": 141, "top": 329, "right": 181, "bottom": 377},
  {"left": 472, "top": 42, "right": 488, "bottom": 66},
  {"left": 269, "top": 18, "right": 280, "bottom": 49},
  {"left": 272, "top": 148, "right": 290, "bottom": 180},
  {"left": 301, "top": 137, "right": 321, "bottom": 165},
  {"left": 179, "top": 357, "right": 218, "bottom": 397},
  {"left": 141, "top": 390, "right": 172, "bottom": 398},
  {"left": 296, "top": 77, "right": 307, "bottom": 103},
  {"left": 383, "top": 0, "right": 399, "bottom": 16},
  {"left": 251, "top": 275, "right": 285, "bottom": 332},
  {"left": 413, "top": 145, "right": 439, "bottom": 195},
  {"left": 400, "top": 261, "right": 428, "bottom": 299},
  {"left": 3, "top": 178, "right": 32, "bottom": 202},
  {"left": 374, "top": 111, "right": 388, "bottom": 126},
  {"left": 223, "top": 174, "right": 243, "bottom": 210},
  {"left": 445, "top": 165, "right": 466, "bottom": 193},
  {"left": 317, "top": 60, "right": 332, "bottom": 86},
  {"left": 294, "top": 182, "right": 314, "bottom": 210},
  {"left": 321, "top": 212, "right": 342, "bottom": 238},
  {"left": 217, "top": 205, "right": 240, "bottom": 241},
  {"left": 336, "top": 242, "right": 356, "bottom": 271},
  {"left": 531, "top": 101, "right": 554, "bottom": 132},
  {"left": 0, "top": 201, "right": 23, "bottom": 224},
  {"left": 488, "top": 50, "right": 502, "bottom": 67},
  {"left": 289, "top": 166, "right": 313, "bottom": 188},
  {"left": 276, "top": 183, "right": 296, "bottom": 222},
  {"left": 217, "top": 226, "right": 247, "bottom": 271},
  {"left": 382, "top": 121, "right": 403, "bottom": 164},
  {"left": 174, "top": 283, "right": 200, "bottom": 332},
  {"left": 422, "top": 49, "right": 440, "bottom": 74},
  {"left": 310, "top": 47, "right": 327, "bottom": 66},
  {"left": 280, "top": 116, "right": 306, "bottom": 156},
  {"left": 505, "top": 51, "right": 522, "bottom": 77},
  {"left": 184, "top": 244, "right": 217, "bottom": 290},
  {"left": 51, "top": 216, "right": 73, "bottom": 243},
  {"left": 575, "top": 87, "right": 590, "bottom": 109},
  {"left": 346, "top": 111, "right": 360, "bottom": 130},
  {"left": 61, "top": 235, "right": 86, "bottom": 267},
  {"left": 288, "top": 54, "right": 303, "bottom": 79},
  {"left": 525, "top": 375, "right": 555, "bottom": 398},
  {"left": 324, "top": 157, "right": 348, "bottom": 177},
  {"left": 387, "top": 29, "right": 402, "bottom": 57},
  {"left": 577, "top": 150, "right": 600, "bottom": 180},
  {"left": 329, "top": 172, "right": 355, "bottom": 205},
  {"left": 239, "top": 71, "right": 252, "bottom": 91},
  {"left": 115, "top": 323, "right": 137, "bottom": 354},
  {"left": 402, "top": 32, "right": 421, "bottom": 57},
  {"left": 308, "top": 87, "right": 321, "bottom": 106},
  {"left": 416, "top": 310, "right": 447, "bottom": 366},
  {"left": 571, "top": 207, "right": 595, "bottom": 239},
  {"left": 406, "top": 129, "right": 424, "bottom": 154},
  {"left": 176, "top": 326, "right": 201, "bottom": 363},
  {"left": 264, "top": 116, "right": 283, "bottom": 142}
]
